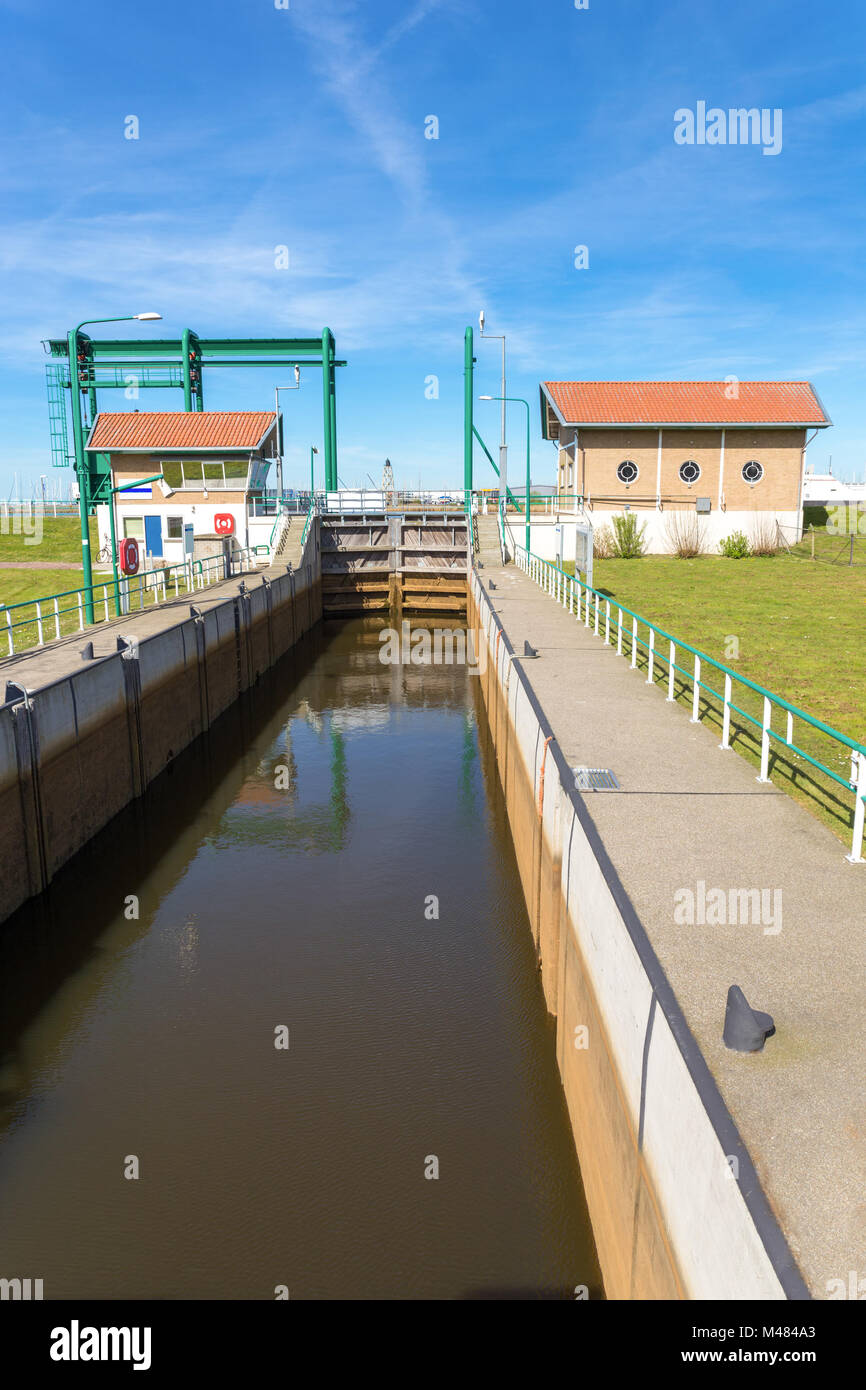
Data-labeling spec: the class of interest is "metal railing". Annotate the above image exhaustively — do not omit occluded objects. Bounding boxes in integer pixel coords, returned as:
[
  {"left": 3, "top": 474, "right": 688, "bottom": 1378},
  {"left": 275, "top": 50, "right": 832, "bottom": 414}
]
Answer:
[
  {"left": 299, "top": 498, "right": 316, "bottom": 549},
  {"left": 2, "top": 548, "right": 258, "bottom": 658},
  {"left": 515, "top": 544, "right": 866, "bottom": 863}
]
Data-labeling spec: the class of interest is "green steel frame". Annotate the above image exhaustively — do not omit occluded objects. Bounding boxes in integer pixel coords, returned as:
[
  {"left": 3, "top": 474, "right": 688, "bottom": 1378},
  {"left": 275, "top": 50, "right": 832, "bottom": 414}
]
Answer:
[{"left": 45, "top": 326, "right": 343, "bottom": 624}]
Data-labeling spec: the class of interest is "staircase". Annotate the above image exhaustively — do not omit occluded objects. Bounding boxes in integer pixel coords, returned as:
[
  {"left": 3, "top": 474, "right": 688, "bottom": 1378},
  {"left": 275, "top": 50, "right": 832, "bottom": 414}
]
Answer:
[
  {"left": 270, "top": 514, "right": 308, "bottom": 568},
  {"left": 474, "top": 512, "right": 503, "bottom": 568}
]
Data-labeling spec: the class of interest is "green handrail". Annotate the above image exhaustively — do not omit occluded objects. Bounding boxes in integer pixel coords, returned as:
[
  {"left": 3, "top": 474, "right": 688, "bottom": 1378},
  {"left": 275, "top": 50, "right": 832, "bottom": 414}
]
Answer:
[{"left": 516, "top": 543, "right": 866, "bottom": 860}]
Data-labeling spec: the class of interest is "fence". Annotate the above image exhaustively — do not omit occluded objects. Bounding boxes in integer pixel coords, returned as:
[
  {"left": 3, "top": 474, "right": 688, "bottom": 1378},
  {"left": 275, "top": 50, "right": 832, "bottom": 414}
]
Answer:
[
  {"left": 2, "top": 547, "right": 257, "bottom": 658},
  {"left": 515, "top": 544, "right": 866, "bottom": 862}
]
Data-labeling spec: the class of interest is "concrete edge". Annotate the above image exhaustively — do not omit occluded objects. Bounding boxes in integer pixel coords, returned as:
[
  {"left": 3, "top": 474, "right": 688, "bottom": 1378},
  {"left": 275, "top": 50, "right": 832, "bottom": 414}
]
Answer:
[{"left": 471, "top": 568, "right": 810, "bottom": 1301}]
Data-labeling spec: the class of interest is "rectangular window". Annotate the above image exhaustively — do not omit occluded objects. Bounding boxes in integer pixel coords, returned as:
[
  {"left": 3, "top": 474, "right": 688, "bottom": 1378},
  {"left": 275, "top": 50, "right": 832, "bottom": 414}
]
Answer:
[
  {"left": 123, "top": 516, "right": 144, "bottom": 540},
  {"left": 166, "top": 515, "right": 183, "bottom": 539}
]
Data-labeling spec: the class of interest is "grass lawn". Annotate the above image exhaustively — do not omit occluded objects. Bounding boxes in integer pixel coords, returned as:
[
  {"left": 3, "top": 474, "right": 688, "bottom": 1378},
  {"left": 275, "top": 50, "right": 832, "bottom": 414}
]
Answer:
[
  {"left": 560, "top": 547, "right": 866, "bottom": 847},
  {"left": 0, "top": 515, "right": 98, "bottom": 565}
]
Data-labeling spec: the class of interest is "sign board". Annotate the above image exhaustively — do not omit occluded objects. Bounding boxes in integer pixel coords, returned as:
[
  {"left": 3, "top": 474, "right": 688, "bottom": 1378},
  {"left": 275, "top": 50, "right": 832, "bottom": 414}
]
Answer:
[
  {"left": 574, "top": 520, "right": 594, "bottom": 590},
  {"left": 183, "top": 524, "right": 195, "bottom": 557},
  {"left": 214, "top": 513, "right": 235, "bottom": 535}
]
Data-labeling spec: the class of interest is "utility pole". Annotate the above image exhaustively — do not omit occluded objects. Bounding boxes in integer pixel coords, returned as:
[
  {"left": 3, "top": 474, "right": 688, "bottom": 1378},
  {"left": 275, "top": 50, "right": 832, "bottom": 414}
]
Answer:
[{"left": 479, "top": 311, "right": 507, "bottom": 510}]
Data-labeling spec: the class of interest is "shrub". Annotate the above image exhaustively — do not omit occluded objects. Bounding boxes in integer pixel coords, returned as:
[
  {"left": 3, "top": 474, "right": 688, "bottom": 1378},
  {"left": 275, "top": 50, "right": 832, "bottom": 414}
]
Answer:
[
  {"left": 611, "top": 511, "right": 647, "bottom": 559},
  {"left": 719, "top": 529, "right": 751, "bottom": 559},
  {"left": 750, "top": 518, "right": 780, "bottom": 556},
  {"left": 592, "top": 524, "right": 615, "bottom": 559},
  {"left": 664, "top": 512, "right": 707, "bottom": 558}
]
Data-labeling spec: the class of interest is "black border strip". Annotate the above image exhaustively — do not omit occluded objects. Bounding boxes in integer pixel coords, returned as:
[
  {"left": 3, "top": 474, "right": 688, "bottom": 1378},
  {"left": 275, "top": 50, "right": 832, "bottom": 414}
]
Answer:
[{"left": 472, "top": 571, "right": 811, "bottom": 1301}]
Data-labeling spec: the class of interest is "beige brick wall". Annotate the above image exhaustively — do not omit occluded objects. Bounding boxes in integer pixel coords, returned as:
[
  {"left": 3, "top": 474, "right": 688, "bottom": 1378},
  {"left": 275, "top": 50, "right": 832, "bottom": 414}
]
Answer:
[{"left": 555, "top": 427, "right": 805, "bottom": 513}]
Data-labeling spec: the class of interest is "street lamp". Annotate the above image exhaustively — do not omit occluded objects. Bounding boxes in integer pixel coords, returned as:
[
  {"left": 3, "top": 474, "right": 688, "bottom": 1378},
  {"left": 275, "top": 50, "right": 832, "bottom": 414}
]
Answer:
[
  {"left": 274, "top": 366, "right": 302, "bottom": 500},
  {"left": 68, "top": 313, "right": 162, "bottom": 622},
  {"left": 479, "top": 310, "right": 507, "bottom": 508},
  {"left": 480, "top": 395, "right": 531, "bottom": 552}
]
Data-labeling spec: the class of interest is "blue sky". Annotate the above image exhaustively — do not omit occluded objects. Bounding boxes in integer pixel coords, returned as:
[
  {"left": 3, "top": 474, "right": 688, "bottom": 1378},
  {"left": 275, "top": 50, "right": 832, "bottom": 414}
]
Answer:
[{"left": 2, "top": 0, "right": 866, "bottom": 494}]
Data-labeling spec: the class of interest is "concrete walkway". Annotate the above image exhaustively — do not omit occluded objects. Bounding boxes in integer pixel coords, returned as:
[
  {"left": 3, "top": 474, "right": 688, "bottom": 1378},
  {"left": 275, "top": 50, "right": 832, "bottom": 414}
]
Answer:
[
  {"left": 0, "top": 565, "right": 285, "bottom": 692},
  {"left": 480, "top": 561, "right": 866, "bottom": 1298}
]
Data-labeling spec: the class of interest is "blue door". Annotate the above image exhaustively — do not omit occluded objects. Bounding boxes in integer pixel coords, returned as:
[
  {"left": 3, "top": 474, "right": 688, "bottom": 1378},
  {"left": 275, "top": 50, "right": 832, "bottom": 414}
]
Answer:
[{"left": 144, "top": 515, "right": 163, "bottom": 557}]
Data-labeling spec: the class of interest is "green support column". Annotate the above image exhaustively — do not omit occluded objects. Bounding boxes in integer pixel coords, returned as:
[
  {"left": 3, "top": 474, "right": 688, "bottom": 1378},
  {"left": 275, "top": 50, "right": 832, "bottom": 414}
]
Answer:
[
  {"left": 182, "top": 329, "right": 203, "bottom": 411},
  {"left": 329, "top": 335, "right": 337, "bottom": 486},
  {"left": 321, "top": 327, "right": 333, "bottom": 490},
  {"left": 463, "top": 327, "right": 475, "bottom": 508},
  {"left": 68, "top": 328, "right": 95, "bottom": 623}
]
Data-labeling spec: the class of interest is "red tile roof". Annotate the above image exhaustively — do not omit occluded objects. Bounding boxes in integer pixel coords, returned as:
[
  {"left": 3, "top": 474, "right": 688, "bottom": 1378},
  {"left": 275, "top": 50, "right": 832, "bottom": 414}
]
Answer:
[
  {"left": 542, "top": 381, "right": 830, "bottom": 427},
  {"left": 86, "top": 411, "right": 277, "bottom": 452}
]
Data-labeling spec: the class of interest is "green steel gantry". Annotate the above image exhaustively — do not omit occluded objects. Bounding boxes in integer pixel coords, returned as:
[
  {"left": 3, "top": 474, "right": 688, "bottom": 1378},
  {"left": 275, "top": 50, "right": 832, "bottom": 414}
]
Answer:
[{"left": 44, "top": 328, "right": 344, "bottom": 501}]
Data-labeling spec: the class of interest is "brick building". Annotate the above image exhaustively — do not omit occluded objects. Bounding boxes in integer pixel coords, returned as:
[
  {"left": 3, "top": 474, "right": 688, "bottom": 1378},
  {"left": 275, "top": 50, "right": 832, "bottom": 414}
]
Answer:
[
  {"left": 87, "top": 410, "right": 279, "bottom": 567},
  {"left": 539, "top": 381, "right": 831, "bottom": 552}
]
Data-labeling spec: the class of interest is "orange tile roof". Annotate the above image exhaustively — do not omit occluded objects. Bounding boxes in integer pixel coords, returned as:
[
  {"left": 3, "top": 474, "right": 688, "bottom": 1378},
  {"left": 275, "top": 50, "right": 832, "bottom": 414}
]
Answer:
[
  {"left": 542, "top": 381, "right": 830, "bottom": 427},
  {"left": 86, "top": 411, "right": 277, "bottom": 452}
]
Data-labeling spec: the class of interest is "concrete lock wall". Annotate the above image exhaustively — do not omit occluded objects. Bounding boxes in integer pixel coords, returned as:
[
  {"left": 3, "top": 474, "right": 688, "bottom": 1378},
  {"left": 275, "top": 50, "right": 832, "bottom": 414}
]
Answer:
[
  {"left": 468, "top": 570, "right": 806, "bottom": 1302},
  {"left": 0, "top": 541, "right": 322, "bottom": 926}
]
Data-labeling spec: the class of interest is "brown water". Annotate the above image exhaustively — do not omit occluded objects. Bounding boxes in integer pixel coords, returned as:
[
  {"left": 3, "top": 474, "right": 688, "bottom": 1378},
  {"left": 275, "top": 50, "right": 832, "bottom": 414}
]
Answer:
[{"left": 0, "top": 619, "right": 601, "bottom": 1300}]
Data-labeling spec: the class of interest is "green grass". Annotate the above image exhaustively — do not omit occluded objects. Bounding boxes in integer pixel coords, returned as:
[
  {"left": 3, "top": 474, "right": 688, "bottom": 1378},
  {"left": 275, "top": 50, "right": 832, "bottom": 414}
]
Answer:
[
  {"left": 558, "top": 549, "right": 866, "bottom": 846},
  {"left": 0, "top": 515, "right": 98, "bottom": 564}
]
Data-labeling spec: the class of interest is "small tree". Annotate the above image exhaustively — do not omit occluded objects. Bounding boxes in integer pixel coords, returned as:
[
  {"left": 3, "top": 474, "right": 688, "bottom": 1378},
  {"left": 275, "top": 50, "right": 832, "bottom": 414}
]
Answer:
[
  {"left": 750, "top": 518, "right": 780, "bottom": 556},
  {"left": 611, "top": 511, "right": 647, "bottom": 559},
  {"left": 664, "top": 512, "right": 707, "bottom": 558},
  {"left": 593, "top": 524, "right": 615, "bottom": 559},
  {"left": 719, "top": 530, "right": 751, "bottom": 558}
]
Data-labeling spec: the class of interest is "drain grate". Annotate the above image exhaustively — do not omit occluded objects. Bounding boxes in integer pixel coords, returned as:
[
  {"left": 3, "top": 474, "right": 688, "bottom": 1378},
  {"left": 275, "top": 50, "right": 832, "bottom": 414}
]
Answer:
[{"left": 573, "top": 766, "right": 620, "bottom": 792}]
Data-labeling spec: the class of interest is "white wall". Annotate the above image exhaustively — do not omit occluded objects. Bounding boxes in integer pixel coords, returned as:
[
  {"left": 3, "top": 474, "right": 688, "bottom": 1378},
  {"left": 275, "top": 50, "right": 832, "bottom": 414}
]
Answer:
[
  {"left": 529, "top": 510, "right": 801, "bottom": 559},
  {"left": 95, "top": 500, "right": 251, "bottom": 568}
]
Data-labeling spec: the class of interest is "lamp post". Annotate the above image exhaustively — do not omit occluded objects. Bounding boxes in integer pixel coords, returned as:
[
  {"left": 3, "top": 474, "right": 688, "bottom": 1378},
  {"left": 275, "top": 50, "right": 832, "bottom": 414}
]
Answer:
[
  {"left": 479, "top": 311, "right": 508, "bottom": 510},
  {"left": 274, "top": 365, "right": 301, "bottom": 501},
  {"left": 310, "top": 445, "right": 318, "bottom": 501},
  {"left": 480, "top": 395, "right": 531, "bottom": 552},
  {"left": 68, "top": 313, "right": 162, "bottom": 622},
  {"left": 107, "top": 473, "right": 165, "bottom": 616}
]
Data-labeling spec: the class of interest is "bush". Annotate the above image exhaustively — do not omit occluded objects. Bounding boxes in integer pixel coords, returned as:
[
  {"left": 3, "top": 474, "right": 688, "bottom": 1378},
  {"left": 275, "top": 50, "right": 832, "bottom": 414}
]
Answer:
[
  {"left": 719, "top": 529, "right": 751, "bottom": 559},
  {"left": 611, "top": 511, "right": 647, "bottom": 559},
  {"left": 665, "top": 512, "right": 707, "bottom": 558},
  {"left": 750, "top": 518, "right": 780, "bottom": 556},
  {"left": 592, "top": 524, "right": 615, "bottom": 559}
]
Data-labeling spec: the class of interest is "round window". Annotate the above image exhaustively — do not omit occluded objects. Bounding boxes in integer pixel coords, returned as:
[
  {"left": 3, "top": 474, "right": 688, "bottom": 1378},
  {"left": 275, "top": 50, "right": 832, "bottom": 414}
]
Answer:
[
  {"left": 679, "top": 460, "right": 701, "bottom": 484},
  {"left": 742, "top": 460, "right": 763, "bottom": 484},
  {"left": 617, "top": 460, "right": 639, "bottom": 485}
]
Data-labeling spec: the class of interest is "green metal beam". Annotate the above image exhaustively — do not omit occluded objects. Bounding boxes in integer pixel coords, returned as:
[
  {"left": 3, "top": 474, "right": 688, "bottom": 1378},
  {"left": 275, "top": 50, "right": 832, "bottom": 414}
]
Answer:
[
  {"left": 463, "top": 326, "right": 474, "bottom": 504},
  {"left": 47, "top": 337, "right": 334, "bottom": 360},
  {"left": 472, "top": 425, "right": 520, "bottom": 509}
]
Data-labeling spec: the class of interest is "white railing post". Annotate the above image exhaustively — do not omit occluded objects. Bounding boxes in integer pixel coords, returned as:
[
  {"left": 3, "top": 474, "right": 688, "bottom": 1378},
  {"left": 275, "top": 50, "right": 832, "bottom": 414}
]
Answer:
[
  {"left": 36, "top": 601, "right": 44, "bottom": 646},
  {"left": 758, "top": 696, "right": 772, "bottom": 781},
  {"left": 691, "top": 655, "right": 701, "bottom": 722},
  {"left": 77, "top": 591, "right": 84, "bottom": 630},
  {"left": 667, "top": 641, "right": 676, "bottom": 701},
  {"left": 720, "top": 673, "right": 732, "bottom": 748},
  {"left": 786, "top": 711, "right": 794, "bottom": 746},
  {"left": 5, "top": 609, "right": 13, "bottom": 655},
  {"left": 647, "top": 628, "right": 655, "bottom": 683},
  {"left": 847, "top": 753, "right": 866, "bottom": 863},
  {"left": 605, "top": 601, "right": 610, "bottom": 645},
  {"left": 630, "top": 616, "right": 637, "bottom": 668},
  {"left": 594, "top": 593, "right": 599, "bottom": 635},
  {"left": 617, "top": 609, "right": 623, "bottom": 655},
  {"left": 103, "top": 589, "right": 109, "bottom": 622},
  {"left": 53, "top": 597, "right": 60, "bottom": 639}
]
